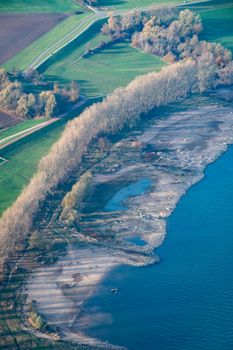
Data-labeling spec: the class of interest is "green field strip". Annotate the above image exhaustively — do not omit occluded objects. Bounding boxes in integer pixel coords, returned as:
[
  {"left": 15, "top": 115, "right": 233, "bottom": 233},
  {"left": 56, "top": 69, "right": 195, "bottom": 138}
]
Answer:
[
  {"left": 0, "top": 0, "right": 84, "bottom": 13},
  {"left": 45, "top": 39, "right": 165, "bottom": 97}
]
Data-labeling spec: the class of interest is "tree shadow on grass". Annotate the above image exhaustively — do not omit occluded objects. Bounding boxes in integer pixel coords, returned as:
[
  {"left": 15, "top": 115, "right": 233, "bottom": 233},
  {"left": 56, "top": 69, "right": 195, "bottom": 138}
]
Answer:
[
  {"left": 200, "top": 18, "right": 233, "bottom": 52},
  {"left": 97, "top": 0, "right": 126, "bottom": 7},
  {"left": 44, "top": 74, "right": 100, "bottom": 97}
]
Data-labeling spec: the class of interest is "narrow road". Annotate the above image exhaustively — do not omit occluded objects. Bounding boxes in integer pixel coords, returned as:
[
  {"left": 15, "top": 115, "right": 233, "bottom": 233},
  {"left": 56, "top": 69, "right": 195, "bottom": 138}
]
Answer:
[
  {"left": 0, "top": 120, "right": 57, "bottom": 145},
  {"left": 0, "top": 118, "right": 59, "bottom": 150}
]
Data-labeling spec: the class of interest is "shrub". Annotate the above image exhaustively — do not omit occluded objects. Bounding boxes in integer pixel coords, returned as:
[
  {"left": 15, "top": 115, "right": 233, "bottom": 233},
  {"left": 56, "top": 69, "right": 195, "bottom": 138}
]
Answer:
[{"left": 61, "top": 171, "right": 93, "bottom": 224}]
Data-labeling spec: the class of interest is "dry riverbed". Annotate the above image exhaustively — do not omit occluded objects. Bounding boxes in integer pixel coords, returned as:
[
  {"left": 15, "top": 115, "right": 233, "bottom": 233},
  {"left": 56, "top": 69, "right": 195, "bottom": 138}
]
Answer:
[{"left": 23, "top": 88, "right": 233, "bottom": 349}]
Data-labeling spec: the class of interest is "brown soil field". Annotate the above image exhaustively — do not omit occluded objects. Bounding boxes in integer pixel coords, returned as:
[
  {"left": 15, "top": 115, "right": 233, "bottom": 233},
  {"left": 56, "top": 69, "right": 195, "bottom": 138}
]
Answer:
[
  {"left": 0, "top": 109, "right": 21, "bottom": 129},
  {"left": 0, "top": 13, "right": 66, "bottom": 65}
]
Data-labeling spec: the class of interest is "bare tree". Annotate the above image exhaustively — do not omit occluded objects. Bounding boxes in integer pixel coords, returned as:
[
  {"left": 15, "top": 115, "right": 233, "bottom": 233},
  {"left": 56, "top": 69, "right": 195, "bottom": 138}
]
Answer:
[
  {"left": 16, "top": 93, "right": 36, "bottom": 118},
  {"left": 69, "top": 81, "right": 80, "bottom": 103}
]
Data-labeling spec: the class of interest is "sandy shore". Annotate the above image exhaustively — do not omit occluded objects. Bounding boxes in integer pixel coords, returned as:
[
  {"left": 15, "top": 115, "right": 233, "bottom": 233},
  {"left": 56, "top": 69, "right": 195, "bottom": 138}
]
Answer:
[{"left": 26, "top": 246, "right": 125, "bottom": 348}]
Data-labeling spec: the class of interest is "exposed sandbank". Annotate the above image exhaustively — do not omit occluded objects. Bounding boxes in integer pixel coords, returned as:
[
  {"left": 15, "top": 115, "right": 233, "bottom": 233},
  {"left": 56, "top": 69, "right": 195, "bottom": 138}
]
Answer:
[{"left": 25, "top": 88, "right": 233, "bottom": 348}]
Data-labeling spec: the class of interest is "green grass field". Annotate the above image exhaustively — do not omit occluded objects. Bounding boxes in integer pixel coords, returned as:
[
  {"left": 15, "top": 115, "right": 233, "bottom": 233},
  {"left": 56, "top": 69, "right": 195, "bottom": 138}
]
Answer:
[
  {"left": 0, "top": 0, "right": 84, "bottom": 13},
  {"left": 44, "top": 37, "right": 165, "bottom": 97},
  {"left": 187, "top": 0, "right": 233, "bottom": 52},
  {"left": 3, "top": 12, "right": 95, "bottom": 71},
  {"left": 95, "top": 0, "right": 187, "bottom": 11}
]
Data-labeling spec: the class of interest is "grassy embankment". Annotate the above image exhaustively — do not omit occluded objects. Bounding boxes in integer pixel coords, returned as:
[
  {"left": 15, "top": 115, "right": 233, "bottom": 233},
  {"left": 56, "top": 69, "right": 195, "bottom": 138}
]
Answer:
[
  {"left": 3, "top": 0, "right": 201, "bottom": 73},
  {"left": 187, "top": 0, "right": 233, "bottom": 52},
  {"left": 0, "top": 0, "right": 84, "bottom": 13}
]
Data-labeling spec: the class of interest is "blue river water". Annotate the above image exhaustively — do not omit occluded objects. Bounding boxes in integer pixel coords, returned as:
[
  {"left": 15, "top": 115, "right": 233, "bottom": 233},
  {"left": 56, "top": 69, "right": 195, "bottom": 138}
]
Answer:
[
  {"left": 84, "top": 146, "right": 233, "bottom": 350},
  {"left": 105, "top": 178, "right": 152, "bottom": 212}
]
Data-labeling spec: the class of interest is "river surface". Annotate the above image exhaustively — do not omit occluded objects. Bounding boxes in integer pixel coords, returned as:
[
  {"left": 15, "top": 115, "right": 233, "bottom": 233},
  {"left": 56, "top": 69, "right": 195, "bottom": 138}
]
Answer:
[
  {"left": 79, "top": 91, "right": 233, "bottom": 350},
  {"left": 83, "top": 138, "right": 233, "bottom": 350}
]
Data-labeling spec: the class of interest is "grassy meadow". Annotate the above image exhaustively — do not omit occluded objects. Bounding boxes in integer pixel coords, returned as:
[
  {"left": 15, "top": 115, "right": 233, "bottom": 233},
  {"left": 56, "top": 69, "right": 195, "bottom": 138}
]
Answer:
[
  {"left": 43, "top": 32, "right": 165, "bottom": 97},
  {"left": 0, "top": 35, "right": 164, "bottom": 211},
  {"left": 0, "top": 0, "right": 84, "bottom": 13},
  {"left": 188, "top": 0, "right": 233, "bottom": 52}
]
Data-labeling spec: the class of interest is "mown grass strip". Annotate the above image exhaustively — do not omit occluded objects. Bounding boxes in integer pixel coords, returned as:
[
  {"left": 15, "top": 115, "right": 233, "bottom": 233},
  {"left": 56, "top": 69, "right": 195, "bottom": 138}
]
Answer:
[{"left": 92, "top": 0, "right": 201, "bottom": 11}]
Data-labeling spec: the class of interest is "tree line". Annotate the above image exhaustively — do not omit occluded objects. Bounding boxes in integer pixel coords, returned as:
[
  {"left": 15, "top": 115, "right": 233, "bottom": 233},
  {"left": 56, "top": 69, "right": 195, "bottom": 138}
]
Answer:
[
  {"left": 0, "top": 69, "right": 80, "bottom": 119},
  {"left": 61, "top": 171, "right": 93, "bottom": 225}
]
